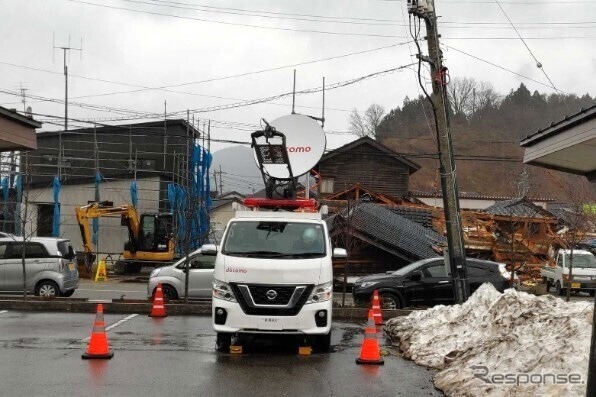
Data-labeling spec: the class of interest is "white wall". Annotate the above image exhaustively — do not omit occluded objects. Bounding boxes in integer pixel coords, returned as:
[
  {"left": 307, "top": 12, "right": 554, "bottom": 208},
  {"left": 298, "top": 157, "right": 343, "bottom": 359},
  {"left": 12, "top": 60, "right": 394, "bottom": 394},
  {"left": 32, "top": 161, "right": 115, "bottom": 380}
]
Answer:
[{"left": 23, "top": 177, "right": 161, "bottom": 257}]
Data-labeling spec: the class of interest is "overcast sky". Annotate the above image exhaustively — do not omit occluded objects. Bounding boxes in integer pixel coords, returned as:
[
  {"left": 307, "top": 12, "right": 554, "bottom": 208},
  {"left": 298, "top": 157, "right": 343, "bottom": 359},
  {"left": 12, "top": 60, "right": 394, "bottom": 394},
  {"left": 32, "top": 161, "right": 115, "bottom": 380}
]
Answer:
[{"left": 2, "top": 0, "right": 595, "bottom": 153}]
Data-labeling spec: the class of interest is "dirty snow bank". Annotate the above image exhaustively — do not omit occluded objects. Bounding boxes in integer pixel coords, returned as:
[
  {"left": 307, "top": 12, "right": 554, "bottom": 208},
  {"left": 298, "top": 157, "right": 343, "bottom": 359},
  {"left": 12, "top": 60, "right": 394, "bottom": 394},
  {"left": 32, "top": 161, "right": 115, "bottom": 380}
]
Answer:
[{"left": 384, "top": 284, "right": 593, "bottom": 396}]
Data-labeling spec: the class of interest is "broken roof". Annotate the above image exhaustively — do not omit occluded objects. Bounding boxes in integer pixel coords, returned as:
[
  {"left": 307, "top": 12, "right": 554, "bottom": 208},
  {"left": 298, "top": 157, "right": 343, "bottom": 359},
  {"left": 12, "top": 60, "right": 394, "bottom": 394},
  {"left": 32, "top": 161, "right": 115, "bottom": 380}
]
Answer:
[
  {"left": 338, "top": 203, "right": 444, "bottom": 261},
  {"left": 483, "top": 197, "right": 557, "bottom": 219}
]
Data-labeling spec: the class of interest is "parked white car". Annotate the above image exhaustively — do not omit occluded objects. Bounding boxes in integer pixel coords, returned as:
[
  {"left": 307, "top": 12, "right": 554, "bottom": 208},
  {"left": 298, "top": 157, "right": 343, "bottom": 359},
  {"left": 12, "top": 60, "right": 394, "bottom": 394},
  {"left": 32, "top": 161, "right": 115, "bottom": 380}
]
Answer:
[
  {"left": 0, "top": 237, "right": 79, "bottom": 297},
  {"left": 147, "top": 249, "right": 215, "bottom": 300},
  {"left": 541, "top": 249, "right": 596, "bottom": 296}
]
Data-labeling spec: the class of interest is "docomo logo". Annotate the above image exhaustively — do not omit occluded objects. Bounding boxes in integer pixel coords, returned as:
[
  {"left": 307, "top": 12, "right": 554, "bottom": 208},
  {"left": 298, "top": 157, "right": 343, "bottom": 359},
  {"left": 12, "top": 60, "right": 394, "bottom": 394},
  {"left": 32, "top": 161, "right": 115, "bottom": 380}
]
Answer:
[
  {"left": 287, "top": 146, "right": 312, "bottom": 153},
  {"left": 225, "top": 267, "right": 247, "bottom": 274}
]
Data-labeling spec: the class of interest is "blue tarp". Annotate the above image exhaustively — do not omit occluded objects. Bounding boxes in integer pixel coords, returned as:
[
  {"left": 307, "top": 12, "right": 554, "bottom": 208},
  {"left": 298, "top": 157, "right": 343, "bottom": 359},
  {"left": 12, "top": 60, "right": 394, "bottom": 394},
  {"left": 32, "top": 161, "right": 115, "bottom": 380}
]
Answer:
[
  {"left": 130, "top": 181, "right": 138, "bottom": 207},
  {"left": 15, "top": 174, "right": 21, "bottom": 235},
  {"left": 52, "top": 176, "right": 61, "bottom": 237},
  {"left": 168, "top": 143, "right": 212, "bottom": 253}
]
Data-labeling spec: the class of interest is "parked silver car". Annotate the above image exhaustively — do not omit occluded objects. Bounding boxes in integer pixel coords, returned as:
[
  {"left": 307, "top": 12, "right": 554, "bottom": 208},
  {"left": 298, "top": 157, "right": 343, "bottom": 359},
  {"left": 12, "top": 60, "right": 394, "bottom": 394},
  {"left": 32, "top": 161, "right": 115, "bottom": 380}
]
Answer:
[
  {"left": 147, "top": 249, "right": 214, "bottom": 300},
  {"left": 0, "top": 237, "right": 79, "bottom": 297}
]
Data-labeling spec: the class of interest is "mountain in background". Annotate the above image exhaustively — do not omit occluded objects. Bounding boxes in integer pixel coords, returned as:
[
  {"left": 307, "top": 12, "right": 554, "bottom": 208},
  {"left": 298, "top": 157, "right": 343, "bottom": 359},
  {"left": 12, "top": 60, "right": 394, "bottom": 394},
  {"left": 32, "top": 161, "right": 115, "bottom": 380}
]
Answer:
[
  {"left": 211, "top": 145, "right": 262, "bottom": 195},
  {"left": 376, "top": 82, "right": 595, "bottom": 200}
]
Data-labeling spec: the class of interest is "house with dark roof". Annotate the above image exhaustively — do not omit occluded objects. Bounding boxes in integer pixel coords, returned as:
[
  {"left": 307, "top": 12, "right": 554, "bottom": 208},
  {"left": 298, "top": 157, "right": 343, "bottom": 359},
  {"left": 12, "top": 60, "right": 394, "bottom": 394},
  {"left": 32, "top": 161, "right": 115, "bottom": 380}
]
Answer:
[{"left": 316, "top": 137, "right": 420, "bottom": 199}]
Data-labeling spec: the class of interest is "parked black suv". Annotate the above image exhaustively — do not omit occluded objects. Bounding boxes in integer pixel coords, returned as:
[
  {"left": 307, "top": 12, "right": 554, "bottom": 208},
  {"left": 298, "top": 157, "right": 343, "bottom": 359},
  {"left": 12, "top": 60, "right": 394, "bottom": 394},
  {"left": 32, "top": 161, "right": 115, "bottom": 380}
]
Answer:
[{"left": 352, "top": 257, "right": 511, "bottom": 309}]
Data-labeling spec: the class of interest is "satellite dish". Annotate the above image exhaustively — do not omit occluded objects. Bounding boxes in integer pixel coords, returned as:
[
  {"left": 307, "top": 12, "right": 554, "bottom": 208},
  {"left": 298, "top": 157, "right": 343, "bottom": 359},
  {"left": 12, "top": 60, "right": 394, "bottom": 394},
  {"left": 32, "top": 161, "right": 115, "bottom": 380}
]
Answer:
[{"left": 253, "top": 114, "right": 326, "bottom": 179}]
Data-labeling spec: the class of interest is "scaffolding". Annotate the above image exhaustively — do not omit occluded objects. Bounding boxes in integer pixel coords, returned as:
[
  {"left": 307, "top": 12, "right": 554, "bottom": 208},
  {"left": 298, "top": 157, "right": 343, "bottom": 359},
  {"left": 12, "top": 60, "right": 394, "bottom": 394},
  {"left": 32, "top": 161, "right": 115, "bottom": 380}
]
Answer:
[{"left": 0, "top": 118, "right": 213, "bottom": 264}]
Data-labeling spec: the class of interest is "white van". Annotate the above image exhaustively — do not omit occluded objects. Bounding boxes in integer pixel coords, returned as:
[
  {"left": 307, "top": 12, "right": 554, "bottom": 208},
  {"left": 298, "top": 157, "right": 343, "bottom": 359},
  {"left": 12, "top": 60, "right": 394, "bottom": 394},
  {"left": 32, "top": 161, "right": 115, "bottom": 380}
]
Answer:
[{"left": 204, "top": 211, "right": 346, "bottom": 352}]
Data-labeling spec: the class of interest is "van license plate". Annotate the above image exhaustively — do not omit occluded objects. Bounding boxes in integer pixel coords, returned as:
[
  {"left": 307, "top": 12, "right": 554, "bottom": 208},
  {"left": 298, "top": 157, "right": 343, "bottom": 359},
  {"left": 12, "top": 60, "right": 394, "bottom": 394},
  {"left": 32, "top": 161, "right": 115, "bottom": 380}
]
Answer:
[
  {"left": 571, "top": 282, "right": 581, "bottom": 289},
  {"left": 258, "top": 318, "right": 283, "bottom": 330},
  {"left": 68, "top": 263, "right": 75, "bottom": 271}
]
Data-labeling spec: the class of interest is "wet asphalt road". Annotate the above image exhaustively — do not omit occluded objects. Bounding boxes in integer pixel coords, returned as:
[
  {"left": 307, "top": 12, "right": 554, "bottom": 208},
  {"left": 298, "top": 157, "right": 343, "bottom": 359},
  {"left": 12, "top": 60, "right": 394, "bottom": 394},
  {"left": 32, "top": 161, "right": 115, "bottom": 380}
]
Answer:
[{"left": 0, "top": 311, "right": 441, "bottom": 397}]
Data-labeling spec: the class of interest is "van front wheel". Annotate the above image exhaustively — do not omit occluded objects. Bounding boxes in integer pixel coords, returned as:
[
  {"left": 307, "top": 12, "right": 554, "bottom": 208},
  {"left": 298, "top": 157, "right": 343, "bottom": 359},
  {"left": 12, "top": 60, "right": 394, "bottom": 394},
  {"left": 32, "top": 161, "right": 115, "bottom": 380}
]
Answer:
[
  {"left": 312, "top": 332, "right": 331, "bottom": 353},
  {"left": 215, "top": 332, "right": 232, "bottom": 352}
]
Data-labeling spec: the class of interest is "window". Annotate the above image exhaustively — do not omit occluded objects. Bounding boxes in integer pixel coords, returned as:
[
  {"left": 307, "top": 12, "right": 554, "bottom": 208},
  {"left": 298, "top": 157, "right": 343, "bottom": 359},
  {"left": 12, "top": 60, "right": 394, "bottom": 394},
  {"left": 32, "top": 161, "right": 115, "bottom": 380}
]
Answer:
[
  {"left": 190, "top": 256, "right": 215, "bottom": 270},
  {"left": 424, "top": 263, "right": 448, "bottom": 278},
  {"left": 320, "top": 177, "right": 334, "bottom": 194},
  {"left": 6, "top": 243, "right": 48, "bottom": 259},
  {"left": 0, "top": 243, "right": 7, "bottom": 259},
  {"left": 36, "top": 204, "right": 55, "bottom": 237}
]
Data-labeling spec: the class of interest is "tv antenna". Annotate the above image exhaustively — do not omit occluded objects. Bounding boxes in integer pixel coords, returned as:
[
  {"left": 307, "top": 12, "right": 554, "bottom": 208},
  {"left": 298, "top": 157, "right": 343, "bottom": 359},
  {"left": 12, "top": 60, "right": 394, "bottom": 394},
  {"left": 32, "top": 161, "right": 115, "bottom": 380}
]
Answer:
[{"left": 53, "top": 33, "right": 83, "bottom": 179}]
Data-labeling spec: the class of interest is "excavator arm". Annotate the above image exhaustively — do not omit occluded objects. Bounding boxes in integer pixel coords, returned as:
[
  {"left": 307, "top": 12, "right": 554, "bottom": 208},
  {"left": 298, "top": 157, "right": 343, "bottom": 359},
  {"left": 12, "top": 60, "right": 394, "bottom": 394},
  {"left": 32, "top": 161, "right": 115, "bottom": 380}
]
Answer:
[{"left": 75, "top": 202, "right": 141, "bottom": 255}]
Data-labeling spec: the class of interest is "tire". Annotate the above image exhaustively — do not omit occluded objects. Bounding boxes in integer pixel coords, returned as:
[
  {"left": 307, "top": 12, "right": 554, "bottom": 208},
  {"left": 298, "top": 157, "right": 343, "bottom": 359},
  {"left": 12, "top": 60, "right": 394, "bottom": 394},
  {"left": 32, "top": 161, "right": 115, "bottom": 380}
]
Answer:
[
  {"left": 312, "top": 332, "right": 331, "bottom": 353},
  {"left": 62, "top": 289, "right": 75, "bottom": 297},
  {"left": 556, "top": 281, "right": 565, "bottom": 296},
  {"left": 158, "top": 284, "right": 178, "bottom": 301},
  {"left": 215, "top": 332, "right": 232, "bottom": 352},
  {"left": 379, "top": 292, "right": 402, "bottom": 310},
  {"left": 543, "top": 277, "right": 551, "bottom": 292},
  {"left": 36, "top": 281, "right": 60, "bottom": 298}
]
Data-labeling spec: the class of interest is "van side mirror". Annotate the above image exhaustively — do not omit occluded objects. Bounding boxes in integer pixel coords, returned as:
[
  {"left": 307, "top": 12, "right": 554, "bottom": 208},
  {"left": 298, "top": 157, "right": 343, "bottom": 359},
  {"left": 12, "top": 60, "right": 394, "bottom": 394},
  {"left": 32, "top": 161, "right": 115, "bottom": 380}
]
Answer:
[
  {"left": 201, "top": 244, "right": 217, "bottom": 256},
  {"left": 409, "top": 271, "right": 423, "bottom": 281},
  {"left": 333, "top": 248, "right": 347, "bottom": 259}
]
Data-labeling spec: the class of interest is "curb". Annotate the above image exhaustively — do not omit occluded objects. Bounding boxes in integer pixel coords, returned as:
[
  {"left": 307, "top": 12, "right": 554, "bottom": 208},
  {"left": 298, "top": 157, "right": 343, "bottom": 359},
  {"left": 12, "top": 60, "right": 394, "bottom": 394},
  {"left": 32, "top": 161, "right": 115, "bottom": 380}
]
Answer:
[{"left": 0, "top": 299, "right": 415, "bottom": 319}]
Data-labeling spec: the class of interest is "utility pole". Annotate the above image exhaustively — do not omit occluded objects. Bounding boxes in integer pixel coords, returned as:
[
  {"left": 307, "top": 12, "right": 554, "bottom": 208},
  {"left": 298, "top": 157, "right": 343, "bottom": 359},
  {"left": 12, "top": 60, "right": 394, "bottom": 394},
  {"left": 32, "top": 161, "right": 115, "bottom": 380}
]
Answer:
[
  {"left": 218, "top": 165, "right": 224, "bottom": 196},
  {"left": 53, "top": 35, "right": 82, "bottom": 180},
  {"left": 408, "top": 0, "right": 468, "bottom": 303}
]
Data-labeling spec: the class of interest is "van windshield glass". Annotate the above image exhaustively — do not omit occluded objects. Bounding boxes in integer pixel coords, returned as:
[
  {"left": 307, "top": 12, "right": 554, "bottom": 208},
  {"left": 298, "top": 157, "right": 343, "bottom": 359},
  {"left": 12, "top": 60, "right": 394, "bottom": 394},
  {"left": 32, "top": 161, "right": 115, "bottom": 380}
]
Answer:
[
  {"left": 222, "top": 221, "right": 326, "bottom": 258},
  {"left": 564, "top": 254, "right": 596, "bottom": 269}
]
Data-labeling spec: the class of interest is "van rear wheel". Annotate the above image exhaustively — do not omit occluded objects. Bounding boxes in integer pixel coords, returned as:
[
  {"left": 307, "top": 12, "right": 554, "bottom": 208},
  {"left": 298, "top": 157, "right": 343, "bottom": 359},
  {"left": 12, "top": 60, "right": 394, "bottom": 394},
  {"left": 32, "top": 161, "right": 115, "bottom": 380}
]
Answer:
[{"left": 36, "top": 281, "right": 60, "bottom": 298}]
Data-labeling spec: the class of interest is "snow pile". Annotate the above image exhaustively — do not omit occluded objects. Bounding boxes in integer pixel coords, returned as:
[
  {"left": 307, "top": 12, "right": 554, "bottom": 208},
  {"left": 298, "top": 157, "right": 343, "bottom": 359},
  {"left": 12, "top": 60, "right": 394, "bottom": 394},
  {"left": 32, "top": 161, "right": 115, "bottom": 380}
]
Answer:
[{"left": 384, "top": 283, "right": 593, "bottom": 396}]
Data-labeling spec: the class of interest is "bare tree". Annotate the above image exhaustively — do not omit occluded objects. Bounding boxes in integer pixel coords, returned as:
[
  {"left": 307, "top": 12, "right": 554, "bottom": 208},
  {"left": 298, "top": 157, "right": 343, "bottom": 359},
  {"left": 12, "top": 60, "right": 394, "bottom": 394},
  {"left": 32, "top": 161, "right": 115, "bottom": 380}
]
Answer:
[
  {"left": 349, "top": 104, "right": 385, "bottom": 138},
  {"left": 447, "top": 77, "right": 476, "bottom": 117}
]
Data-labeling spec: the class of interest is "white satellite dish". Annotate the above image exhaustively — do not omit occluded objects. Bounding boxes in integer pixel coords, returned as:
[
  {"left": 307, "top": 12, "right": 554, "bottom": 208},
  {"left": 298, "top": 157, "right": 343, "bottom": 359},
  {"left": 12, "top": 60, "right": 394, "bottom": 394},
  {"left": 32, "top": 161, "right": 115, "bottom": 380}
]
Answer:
[{"left": 253, "top": 114, "right": 326, "bottom": 179}]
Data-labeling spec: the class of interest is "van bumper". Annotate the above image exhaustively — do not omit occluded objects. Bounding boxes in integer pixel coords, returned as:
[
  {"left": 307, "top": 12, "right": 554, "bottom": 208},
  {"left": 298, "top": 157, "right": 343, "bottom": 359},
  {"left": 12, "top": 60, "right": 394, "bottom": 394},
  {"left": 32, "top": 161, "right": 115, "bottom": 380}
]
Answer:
[{"left": 212, "top": 297, "right": 332, "bottom": 335}]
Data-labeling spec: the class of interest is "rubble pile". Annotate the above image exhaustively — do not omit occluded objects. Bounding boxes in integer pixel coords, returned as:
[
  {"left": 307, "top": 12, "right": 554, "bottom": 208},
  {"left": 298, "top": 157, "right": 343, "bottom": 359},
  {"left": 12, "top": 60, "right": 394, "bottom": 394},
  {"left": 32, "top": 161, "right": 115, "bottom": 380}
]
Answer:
[{"left": 384, "top": 284, "right": 593, "bottom": 396}]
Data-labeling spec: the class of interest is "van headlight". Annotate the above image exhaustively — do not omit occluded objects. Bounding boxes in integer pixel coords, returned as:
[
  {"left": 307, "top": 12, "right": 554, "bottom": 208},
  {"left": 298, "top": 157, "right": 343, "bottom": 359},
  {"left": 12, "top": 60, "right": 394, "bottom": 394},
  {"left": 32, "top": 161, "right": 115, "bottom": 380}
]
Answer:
[
  {"left": 213, "top": 280, "right": 237, "bottom": 302},
  {"left": 150, "top": 268, "right": 162, "bottom": 278},
  {"left": 306, "top": 282, "right": 332, "bottom": 304}
]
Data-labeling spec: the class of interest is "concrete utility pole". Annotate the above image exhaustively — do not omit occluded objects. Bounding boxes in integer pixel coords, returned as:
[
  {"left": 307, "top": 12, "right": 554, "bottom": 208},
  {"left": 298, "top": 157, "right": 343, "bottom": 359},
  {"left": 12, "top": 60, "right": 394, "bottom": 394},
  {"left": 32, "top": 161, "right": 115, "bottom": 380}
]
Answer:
[{"left": 408, "top": 0, "right": 469, "bottom": 303}]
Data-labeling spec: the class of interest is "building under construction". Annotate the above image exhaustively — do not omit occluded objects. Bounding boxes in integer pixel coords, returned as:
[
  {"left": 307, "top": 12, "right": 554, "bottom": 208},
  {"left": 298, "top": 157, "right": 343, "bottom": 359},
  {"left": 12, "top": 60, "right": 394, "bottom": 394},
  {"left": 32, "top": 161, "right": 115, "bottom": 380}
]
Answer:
[{"left": 0, "top": 119, "right": 212, "bottom": 267}]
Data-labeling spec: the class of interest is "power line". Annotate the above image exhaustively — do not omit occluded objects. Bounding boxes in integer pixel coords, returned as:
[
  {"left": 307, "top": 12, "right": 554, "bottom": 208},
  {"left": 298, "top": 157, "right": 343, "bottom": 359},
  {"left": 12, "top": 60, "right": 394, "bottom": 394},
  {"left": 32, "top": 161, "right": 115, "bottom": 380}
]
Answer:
[
  {"left": 494, "top": 0, "right": 563, "bottom": 94},
  {"left": 444, "top": 45, "right": 569, "bottom": 94},
  {"left": 63, "top": 0, "right": 401, "bottom": 38}
]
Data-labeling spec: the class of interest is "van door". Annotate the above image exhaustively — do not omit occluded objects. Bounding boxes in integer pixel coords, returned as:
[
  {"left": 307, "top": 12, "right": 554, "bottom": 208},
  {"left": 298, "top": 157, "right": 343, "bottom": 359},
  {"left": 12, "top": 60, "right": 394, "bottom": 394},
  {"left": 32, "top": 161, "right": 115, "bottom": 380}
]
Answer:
[
  {"left": 188, "top": 254, "right": 215, "bottom": 298},
  {"left": 3, "top": 242, "right": 47, "bottom": 292}
]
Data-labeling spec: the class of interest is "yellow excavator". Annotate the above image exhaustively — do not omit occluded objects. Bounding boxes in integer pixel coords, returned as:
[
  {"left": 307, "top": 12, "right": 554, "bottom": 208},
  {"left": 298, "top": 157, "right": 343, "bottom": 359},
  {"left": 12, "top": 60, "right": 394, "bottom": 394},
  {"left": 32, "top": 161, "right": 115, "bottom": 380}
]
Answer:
[{"left": 75, "top": 201, "right": 175, "bottom": 274}]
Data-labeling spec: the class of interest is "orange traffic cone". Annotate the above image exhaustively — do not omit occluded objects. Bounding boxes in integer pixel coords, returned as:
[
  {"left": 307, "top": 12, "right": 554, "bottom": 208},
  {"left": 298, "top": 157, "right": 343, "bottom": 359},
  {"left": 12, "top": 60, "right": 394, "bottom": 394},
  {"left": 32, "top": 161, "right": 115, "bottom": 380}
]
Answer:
[
  {"left": 356, "top": 309, "right": 384, "bottom": 365},
  {"left": 149, "top": 283, "right": 167, "bottom": 318},
  {"left": 371, "top": 290, "right": 383, "bottom": 326},
  {"left": 82, "top": 304, "right": 114, "bottom": 359}
]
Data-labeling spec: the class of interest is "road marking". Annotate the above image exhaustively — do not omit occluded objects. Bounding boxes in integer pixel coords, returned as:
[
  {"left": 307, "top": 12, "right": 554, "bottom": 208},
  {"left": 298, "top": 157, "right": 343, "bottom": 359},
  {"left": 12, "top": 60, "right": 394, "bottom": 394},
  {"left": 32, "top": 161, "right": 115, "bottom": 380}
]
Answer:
[
  {"left": 105, "top": 314, "right": 138, "bottom": 332},
  {"left": 83, "top": 313, "right": 138, "bottom": 341},
  {"left": 0, "top": 310, "right": 7, "bottom": 315}
]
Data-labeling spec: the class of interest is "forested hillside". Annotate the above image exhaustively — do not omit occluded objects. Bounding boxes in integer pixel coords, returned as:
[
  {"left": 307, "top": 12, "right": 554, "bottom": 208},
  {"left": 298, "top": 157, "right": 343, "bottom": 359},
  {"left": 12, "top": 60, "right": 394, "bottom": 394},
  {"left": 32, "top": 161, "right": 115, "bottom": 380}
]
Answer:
[{"left": 373, "top": 81, "right": 594, "bottom": 199}]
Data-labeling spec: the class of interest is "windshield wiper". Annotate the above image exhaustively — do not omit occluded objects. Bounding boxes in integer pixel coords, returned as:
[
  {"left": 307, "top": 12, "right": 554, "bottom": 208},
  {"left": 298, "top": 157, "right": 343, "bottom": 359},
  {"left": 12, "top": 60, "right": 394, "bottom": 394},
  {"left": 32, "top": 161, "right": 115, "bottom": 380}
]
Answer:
[{"left": 237, "top": 251, "right": 288, "bottom": 258}]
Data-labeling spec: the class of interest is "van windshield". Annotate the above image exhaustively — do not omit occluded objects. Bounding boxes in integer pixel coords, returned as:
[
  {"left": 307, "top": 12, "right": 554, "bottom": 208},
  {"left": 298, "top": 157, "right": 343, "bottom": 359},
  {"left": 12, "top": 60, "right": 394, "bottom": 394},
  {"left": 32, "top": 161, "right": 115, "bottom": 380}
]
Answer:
[
  {"left": 565, "top": 254, "right": 596, "bottom": 269},
  {"left": 222, "top": 221, "right": 326, "bottom": 258}
]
